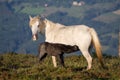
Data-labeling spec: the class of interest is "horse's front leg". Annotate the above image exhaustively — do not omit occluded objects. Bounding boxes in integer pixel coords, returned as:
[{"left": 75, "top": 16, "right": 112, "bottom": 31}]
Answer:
[{"left": 52, "top": 56, "right": 57, "bottom": 67}]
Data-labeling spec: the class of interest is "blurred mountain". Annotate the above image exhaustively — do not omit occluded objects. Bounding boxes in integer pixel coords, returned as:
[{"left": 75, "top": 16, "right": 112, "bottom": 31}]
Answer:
[{"left": 0, "top": 0, "right": 120, "bottom": 56}]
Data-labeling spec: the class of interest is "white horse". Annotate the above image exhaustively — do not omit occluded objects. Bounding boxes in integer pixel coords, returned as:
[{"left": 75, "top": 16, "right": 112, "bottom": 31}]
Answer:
[{"left": 29, "top": 16, "right": 103, "bottom": 70}]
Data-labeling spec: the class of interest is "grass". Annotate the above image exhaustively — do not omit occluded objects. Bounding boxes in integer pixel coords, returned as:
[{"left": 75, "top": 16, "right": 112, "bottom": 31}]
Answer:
[
  {"left": 13, "top": 4, "right": 45, "bottom": 15},
  {"left": 0, "top": 53, "right": 120, "bottom": 80},
  {"left": 65, "top": 5, "right": 91, "bottom": 18},
  {"left": 12, "top": 3, "right": 92, "bottom": 18},
  {"left": 12, "top": 1, "right": 119, "bottom": 20},
  {"left": 93, "top": 12, "right": 120, "bottom": 23},
  {"left": 20, "top": 6, "right": 45, "bottom": 15}
]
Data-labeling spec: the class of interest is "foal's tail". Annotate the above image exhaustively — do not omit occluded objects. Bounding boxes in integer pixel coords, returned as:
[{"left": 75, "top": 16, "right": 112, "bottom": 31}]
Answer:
[{"left": 90, "top": 28, "right": 104, "bottom": 67}]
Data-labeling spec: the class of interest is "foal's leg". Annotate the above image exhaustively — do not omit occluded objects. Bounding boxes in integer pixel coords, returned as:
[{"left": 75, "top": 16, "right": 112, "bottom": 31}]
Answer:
[
  {"left": 52, "top": 56, "right": 57, "bottom": 67},
  {"left": 39, "top": 53, "right": 47, "bottom": 62},
  {"left": 57, "top": 54, "right": 65, "bottom": 67}
]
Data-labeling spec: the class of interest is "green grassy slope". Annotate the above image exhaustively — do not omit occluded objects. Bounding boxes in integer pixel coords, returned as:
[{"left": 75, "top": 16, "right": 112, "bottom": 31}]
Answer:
[
  {"left": 0, "top": 53, "right": 120, "bottom": 80},
  {"left": 93, "top": 12, "right": 120, "bottom": 23}
]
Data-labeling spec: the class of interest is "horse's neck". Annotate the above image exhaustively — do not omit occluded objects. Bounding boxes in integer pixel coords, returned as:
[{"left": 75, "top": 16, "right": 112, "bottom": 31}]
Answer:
[{"left": 45, "top": 20, "right": 64, "bottom": 42}]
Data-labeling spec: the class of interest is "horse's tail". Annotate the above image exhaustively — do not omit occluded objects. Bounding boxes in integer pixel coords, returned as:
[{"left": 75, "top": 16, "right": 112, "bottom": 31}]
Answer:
[{"left": 89, "top": 28, "right": 104, "bottom": 66}]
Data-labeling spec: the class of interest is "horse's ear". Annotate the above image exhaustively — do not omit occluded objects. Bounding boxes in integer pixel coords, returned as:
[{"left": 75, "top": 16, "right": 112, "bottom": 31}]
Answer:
[
  {"left": 40, "top": 15, "right": 46, "bottom": 20},
  {"left": 29, "top": 15, "right": 32, "bottom": 20}
]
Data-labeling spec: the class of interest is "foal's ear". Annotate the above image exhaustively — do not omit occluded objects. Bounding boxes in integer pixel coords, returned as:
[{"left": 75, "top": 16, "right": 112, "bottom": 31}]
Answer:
[{"left": 29, "top": 15, "right": 32, "bottom": 20}]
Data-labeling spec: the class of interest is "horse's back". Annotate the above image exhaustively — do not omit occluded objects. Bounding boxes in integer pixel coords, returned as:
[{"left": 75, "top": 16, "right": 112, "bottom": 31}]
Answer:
[
  {"left": 46, "top": 23, "right": 92, "bottom": 47},
  {"left": 59, "top": 25, "right": 91, "bottom": 43}
]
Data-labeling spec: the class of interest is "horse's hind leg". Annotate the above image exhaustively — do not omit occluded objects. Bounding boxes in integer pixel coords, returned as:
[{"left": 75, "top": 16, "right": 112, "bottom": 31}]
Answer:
[{"left": 81, "top": 50, "right": 92, "bottom": 70}]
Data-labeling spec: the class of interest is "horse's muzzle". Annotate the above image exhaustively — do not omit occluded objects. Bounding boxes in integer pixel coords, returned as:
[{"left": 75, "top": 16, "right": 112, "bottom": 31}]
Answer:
[{"left": 32, "top": 34, "right": 38, "bottom": 41}]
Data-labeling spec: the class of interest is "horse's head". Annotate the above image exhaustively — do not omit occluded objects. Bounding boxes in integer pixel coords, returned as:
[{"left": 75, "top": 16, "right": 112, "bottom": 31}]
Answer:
[
  {"left": 29, "top": 16, "right": 40, "bottom": 40},
  {"left": 29, "top": 15, "right": 45, "bottom": 41}
]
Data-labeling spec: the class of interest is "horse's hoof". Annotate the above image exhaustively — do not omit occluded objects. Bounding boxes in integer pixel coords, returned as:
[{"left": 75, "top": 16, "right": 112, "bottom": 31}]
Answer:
[{"left": 86, "top": 67, "right": 91, "bottom": 70}]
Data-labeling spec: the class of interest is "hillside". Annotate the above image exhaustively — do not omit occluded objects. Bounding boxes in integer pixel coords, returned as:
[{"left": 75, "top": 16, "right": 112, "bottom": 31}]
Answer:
[
  {"left": 0, "top": 0, "right": 120, "bottom": 55},
  {"left": 0, "top": 53, "right": 120, "bottom": 79}
]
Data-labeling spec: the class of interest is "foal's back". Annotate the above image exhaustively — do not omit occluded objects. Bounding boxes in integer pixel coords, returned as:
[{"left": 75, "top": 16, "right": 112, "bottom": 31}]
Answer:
[
  {"left": 40, "top": 42, "right": 79, "bottom": 53},
  {"left": 57, "top": 44, "right": 79, "bottom": 53}
]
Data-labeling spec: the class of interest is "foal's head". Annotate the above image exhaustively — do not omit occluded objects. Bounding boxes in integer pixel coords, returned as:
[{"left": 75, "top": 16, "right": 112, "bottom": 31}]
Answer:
[
  {"left": 29, "top": 15, "right": 45, "bottom": 41},
  {"left": 38, "top": 42, "right": 48, "bottom": 62}
]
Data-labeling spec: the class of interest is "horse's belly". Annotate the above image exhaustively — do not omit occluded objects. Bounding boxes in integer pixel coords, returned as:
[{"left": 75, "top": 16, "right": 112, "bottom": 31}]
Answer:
[{"left": 46, "top": 37, "right": 75, "bottom": 45}]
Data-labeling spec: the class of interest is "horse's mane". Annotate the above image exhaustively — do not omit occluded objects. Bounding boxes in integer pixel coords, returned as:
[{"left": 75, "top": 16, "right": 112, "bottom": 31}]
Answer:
[{"left": 45, "top": 19, "right": 65, "bottom": 28}]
